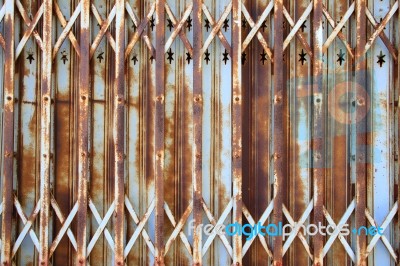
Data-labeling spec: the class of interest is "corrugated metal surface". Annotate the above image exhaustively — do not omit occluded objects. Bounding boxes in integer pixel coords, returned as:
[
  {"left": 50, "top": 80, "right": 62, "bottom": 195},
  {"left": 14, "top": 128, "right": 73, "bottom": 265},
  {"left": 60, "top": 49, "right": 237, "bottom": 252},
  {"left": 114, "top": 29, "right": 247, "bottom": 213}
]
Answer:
[{"left": 0, "top": 0, "right": 398, "bottom": 265}]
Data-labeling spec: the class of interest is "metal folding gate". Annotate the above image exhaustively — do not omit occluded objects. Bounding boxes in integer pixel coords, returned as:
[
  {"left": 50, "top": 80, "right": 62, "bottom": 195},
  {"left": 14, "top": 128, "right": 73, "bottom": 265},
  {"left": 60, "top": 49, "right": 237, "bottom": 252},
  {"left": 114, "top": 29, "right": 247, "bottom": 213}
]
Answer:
[{"left": 0, "top": 0, "right": 399, "bottom": 264}]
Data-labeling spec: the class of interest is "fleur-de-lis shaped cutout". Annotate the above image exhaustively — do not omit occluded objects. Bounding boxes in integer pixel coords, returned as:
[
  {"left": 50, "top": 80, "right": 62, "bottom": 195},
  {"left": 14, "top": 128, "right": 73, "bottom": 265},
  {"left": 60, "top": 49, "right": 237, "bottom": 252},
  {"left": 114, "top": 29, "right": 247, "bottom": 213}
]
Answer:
[
  {"left": 377, "top": 51, "right": 385, "bottom": 67},
  {"left": 131, "top": 54, "right": 138, "bottom": 65},
  {"left": 61, "top": 50, "right": 68, "bottom": 64},
  {"left": 205, "top": 19, "right": 211, "bottom": 31},
  {"left": 261, "top": 20, "right": 268, "bottom": 32},
  {"left": 186, "top": 52, "right": 192, "bottom": 64},
  {"left": 97, "top": 51, "right": 104, "bottom": 63},
  {"left": 26, "top": 47, "right": 34, "bottom": 64},
  {"left": 223, "top": 18, "right": 229, "bottom": 31},
  {"left": 167, "top": 18, "right": 174, "bottom": 31}
]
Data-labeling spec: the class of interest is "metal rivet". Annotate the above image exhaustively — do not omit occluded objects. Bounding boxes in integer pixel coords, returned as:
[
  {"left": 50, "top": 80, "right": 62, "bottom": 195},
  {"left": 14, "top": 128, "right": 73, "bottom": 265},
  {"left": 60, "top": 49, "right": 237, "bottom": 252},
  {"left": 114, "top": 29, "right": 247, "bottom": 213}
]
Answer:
[
  {"left": 235, "top": 97, "right": 240, "bottom": 102},
  {"left": 81, "top": 95, "right": 86, "bottom": 101},
  {"left": 6, "top": 96, "right": 12, "bottom": 101},
  {"left": 79, "top": 259, "right": 84, "bottom": 264},
  {"left": 357, "top": 97, "right": 365, "bottom": 106},
  {"left": 194, "top": 97, "right": 200, "bottom": 102},
  {"left": 196, "top": 153, "right": 201, "bottom": 158},
  {"left": 43, "top": 154, "right": 47, "bottom": 158},
  {"left": 81, "top": 153, "right": 85, "bottom": 157},
  {"left": 157, "top": 96, "right": 162, "bottom": 101}
]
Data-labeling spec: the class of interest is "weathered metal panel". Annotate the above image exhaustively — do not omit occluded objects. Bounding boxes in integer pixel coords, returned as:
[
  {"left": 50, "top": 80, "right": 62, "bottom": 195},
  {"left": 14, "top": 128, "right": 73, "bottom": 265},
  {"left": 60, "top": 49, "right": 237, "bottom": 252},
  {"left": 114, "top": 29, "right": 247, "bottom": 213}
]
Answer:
[{"left": 0, "top": 0, "right": 399, "bottom": 265}]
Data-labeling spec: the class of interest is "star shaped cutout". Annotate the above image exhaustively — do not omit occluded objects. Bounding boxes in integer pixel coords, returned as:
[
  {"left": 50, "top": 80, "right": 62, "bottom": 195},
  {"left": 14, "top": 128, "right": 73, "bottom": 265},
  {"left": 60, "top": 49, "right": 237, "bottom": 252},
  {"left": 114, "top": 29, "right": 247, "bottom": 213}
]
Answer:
[
  {"left": 204, "top": 49, "right": 211, "bottom": 64},
  {"left": 97, "top": 51, "right": 104, "bottom": 63},
  {"left": 167, "top": 18, "right": 174, "bottom": 31},
  {"left": 205, "top": 19, "right": 211, "bottom": 31},
  {"left": 298, "top": 49, "right": 307, "bottom": 65},
  {"left": 337, "top": 49, "right": 345, "bottom": 66},
  {"left": 131, "top": 54, "right": 138, "bottom": 65},
  {"left": 300, "top": 21, "right": 307, "bottom": 32},
  {"left": 241, "top": 52, "right": 246, "bottom": 65},
  {"left": 222, "top": 49, "right": 229, "bottom": 64},
  {"left": 260, "top": 50, "right": 267, "bottom": 65},
  {"left": 223, "top": 18, "right": 229, "bottom": 32},
  {"left": 187, "top": 16, "right": 192, "bottom": 31},
  {"left": 26, "top": 51, "right": 34, "bottom": 64},
  {"left": 377, "top": 51, "right": 385, "bottom": 67},
  {"left": 167, "top": 48, "right": 174, "bottom": 64},
  {"left": 186, "top": 52, "right": 192, "bottom": 64},
  {"left": 149, "top": 16, "right": 155, "bottom": 31}
]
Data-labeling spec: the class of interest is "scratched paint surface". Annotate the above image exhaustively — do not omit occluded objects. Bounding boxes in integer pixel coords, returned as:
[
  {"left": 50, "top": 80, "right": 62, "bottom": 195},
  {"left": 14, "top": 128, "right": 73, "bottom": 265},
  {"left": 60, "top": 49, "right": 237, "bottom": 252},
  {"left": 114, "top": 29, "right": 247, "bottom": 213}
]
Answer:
[{"left": 0, "top": 0, "right": 399, "bottom": 265}]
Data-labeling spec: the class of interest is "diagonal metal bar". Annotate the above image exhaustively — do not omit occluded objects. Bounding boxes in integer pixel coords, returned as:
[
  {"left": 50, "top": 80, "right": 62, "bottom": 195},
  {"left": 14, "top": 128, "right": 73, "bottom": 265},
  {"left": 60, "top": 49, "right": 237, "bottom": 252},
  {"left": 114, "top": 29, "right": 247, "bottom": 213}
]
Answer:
[
  {"left": 87, "top": 200, "right": 115, "bottom": 256},
  {"left": 53, "top": 0, "right": 81, "bottom": 59},
  {"left": 49, "top": 198, "right": 78, "bottom": 258},
  {"left": 283, "top": 1, "right": 313, "bottom": 51},
  {"left": 91, "top": 4, "right": 116, "bottom": 54},
  {"left": 282, "top": 6, "right": 313, "bottom": 59},
  {"left": 323, "top": 200, "right": 355, "bottom": 262},
  {"left": 15, "top": 0, "right": 43, "bottom": 54},
  {"left": 322, "top": 2, "right": 354, "bottom": 54},
  {"left": 241, "top": 203, "right": 273, "bottom": 258},
  {"left": 164, "top": 2, "right": 193, "bottom": 55},
  {"left": 201, "top": 198, "right": 233, "bottom": 258},
  {"left": 90, "top": 4, "right": 116, "bottom": 58},
  {"left": 322, "top": 3, "right": 354, "bottom": 58},
  {"left": 0, "top": 34, "right": 5, "bottom": 50},
  {"left": 201, "top": 1, "right": 232, "bottom": 55},
  {"left": 125, "top": 2, "right": 155, "bottom": 55},
  {"left": 15, "top": 1, "right": 43, "bottom": 59},
  {"left": 282, "top": 202, "right": 313, "bottom": 259},
  {"left": 0, "top": 4, "right": 5, "bottom": 22},
  {"left": 365, "top": 4, "right": 398, "bottom": 60},
  {"left": 124, "top": 3, "right": 156, "bottom": 59},
  {"left": 53, "top": 2, "right": 82, "bottom": 59},
  {"left": 282, "top": 200, "right": 313, "bottom": 257},
  {"left": 241, "top": 2, "right": 273, "bottom": 62},
  {"left": 164, "top": 202, "right": 193, "bottom": 256},
  {"left": 124, "top": 197, "right": 155, "bottom": 257},
  {"left": 365, "top": 203, "right": 398, "bottom": 261},
  {"left": 12, "top": 198, "right": 41, "bottom": 257}
]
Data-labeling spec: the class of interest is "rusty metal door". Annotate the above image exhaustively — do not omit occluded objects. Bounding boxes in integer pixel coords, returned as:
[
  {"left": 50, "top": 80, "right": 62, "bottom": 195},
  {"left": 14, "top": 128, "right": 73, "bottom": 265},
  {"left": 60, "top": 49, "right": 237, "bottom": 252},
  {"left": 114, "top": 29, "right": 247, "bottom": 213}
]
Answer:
[{"left": 0, "top": 0, "right": 399, "bottom": 265}]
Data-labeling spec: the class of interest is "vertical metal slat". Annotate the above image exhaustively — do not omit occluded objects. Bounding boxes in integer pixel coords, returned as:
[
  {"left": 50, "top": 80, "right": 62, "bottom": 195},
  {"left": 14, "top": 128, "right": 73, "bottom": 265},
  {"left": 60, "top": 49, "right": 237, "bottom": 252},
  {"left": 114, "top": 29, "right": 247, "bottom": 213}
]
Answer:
[
  {"left": 39, "top": 0, "right": 52, "bottom": 263},
  {"left": 77, "top": 0, "right": 90, "bottom": 264},
  {"left": 114, "top": 0, "right": 126, "bottom": 264},
  {"left": 272, "top": 0, "right": 285, "bottom": 264},
  {"left": 1, "top": 0, "right": 14, "bottom": 264},
  {"left": 312, "top": 0, "right": 324, "bottom": 264},
  {"left": 232, "top": 0, "right": 242, "bottom": 264},
  {"left": 155, "top": 0, "right": 165, "bottom": 264},
  {"left": 355, "top": 0, "right": 367, "bottom": 264},
  {"left": 192, "top": 0, "right": 203, "bottom": 264}
]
